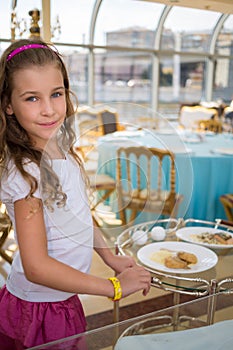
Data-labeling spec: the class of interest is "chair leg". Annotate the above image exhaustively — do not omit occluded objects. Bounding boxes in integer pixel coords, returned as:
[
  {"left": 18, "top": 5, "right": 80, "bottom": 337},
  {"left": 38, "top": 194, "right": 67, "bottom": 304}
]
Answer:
[
  {"left": 0, "top": 249, "right": 13, "bottom": 264},
  {"left": 118, "top": 209, "right": 127, "bottom": 226},
  {"left": 0, "top": 226, "right": 13, "bottom": 264},
  {"left": 223, "top": 205, "right": 233, "bottom": 222},
  {"left": 129, "top": 209, "right": 138, "bottom": 225},
  {"left": 91, "top": 189, "right": 115, "bottom": 210},
  {"left": 91, "top": 210, "right": 103, "bottom": 228}
]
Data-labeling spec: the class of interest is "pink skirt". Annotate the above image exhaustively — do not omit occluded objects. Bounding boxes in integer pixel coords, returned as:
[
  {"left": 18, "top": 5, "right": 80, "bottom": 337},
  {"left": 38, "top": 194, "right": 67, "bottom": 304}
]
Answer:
[{"left": 0, "top": 285, "right": 87, "bottom": 349}]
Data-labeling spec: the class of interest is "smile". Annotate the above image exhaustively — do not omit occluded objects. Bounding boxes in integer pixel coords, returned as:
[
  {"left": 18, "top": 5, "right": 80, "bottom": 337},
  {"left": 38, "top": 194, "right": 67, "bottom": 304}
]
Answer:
[{"left": 38, "top": 121, "right": 58, "bottom": 128}]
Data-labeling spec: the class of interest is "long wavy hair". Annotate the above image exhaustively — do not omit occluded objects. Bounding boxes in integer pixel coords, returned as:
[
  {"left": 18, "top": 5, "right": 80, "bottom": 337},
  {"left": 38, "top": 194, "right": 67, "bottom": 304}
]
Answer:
[{"left": 0, "top": 38, "right": 87, "bottom": 211}]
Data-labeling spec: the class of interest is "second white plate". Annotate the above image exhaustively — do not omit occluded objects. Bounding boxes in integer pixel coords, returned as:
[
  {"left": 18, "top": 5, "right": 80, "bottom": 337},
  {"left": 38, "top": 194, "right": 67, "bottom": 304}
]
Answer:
[{"left": 176, "top": 226, "right": 233, "bottom": 249}]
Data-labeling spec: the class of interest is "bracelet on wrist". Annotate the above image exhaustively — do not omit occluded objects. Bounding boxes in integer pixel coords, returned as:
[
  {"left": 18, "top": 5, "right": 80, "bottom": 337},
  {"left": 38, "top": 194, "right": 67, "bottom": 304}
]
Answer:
[{"left": 108, "top": 277, "right": 122, "bottom": 301}]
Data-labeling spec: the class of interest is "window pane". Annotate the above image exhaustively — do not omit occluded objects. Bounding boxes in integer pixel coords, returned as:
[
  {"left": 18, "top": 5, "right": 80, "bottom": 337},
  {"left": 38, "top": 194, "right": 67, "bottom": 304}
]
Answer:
[
  {"left": 215, "top": 15, "right": 233, "bottom": 55},
  {"left": 94, "top": 49, "right": 152, "bottom": 105},
  {"left": 51, "top": 0, "right": 95, "bottom": 44},
  {"left": 159, "top": 54, "right": 206, "bottom": 104},
  {"left": 213, "top": 58, "right": 233, "bottom": 103},
  {"left": 56, "top": 45, "right": 88, "bottom": 104},
  {"left": 0, "top": 0, "right": 41, "bottom": 40},
  {"left": 0, "top": 1, "right": 11, "bottom": 38},
  {"left": 94, "top": 0, "right": 164, "bottom": 47},
  {"left": 162, "top": 7, "right": 221, "bottom": 52}
]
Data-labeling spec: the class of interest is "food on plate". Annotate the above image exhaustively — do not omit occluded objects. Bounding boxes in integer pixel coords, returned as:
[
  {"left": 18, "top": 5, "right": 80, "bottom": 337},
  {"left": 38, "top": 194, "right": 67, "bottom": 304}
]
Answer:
[
  {"left": 150, "top": 248, "right": 198, "bottom": 269},
  {"left": 177, "top": 251, "right": 197, "bottom": 264},
  {"left": 190, "top": 231, "right": 233, "bottom": 245},
  {"left": 164, "top": 256, "right": 188, "bottom": 269},
  {"left": 150, "top": 249, "right": 171, "bottom": 265}
]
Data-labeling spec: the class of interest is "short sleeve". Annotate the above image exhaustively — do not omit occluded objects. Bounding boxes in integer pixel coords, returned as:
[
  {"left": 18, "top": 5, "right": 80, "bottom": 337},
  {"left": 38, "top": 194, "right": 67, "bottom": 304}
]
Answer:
[{"left": 1, "top": 160, "right": 41, "bottom": 204}]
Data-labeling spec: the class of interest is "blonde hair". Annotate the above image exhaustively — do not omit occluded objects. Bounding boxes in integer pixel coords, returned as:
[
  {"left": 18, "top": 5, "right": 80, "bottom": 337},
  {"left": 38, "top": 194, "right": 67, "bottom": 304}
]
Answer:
[{"left": 0, "top": 39, "right": 87, "bottom": 211}]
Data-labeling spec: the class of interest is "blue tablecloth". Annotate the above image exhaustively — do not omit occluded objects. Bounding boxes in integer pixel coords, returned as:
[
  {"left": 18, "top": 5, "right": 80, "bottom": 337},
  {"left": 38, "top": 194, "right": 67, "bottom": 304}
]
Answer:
[{"left": 97, "top": 130, "right": 233, "bottom": 222}]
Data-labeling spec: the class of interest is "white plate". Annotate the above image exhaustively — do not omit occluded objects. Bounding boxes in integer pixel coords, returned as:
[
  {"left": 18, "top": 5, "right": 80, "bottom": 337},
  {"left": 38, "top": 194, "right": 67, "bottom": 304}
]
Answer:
[
  {"left": 137, "top": 242, "right": 218, "bottom": 274},
  {"left": 154, "top": 129, "right": 174, "bottom": 135},
  {"left": 172, "top": 148, "right": 193, "bottom": 154},
  {"left": 212, "top": 148, "right": 233, "bottom": 156},
  {"left": 176, "top": 226, "right": 233, "bottom": 249},
  {"left": 112, "top": 130, "right": 145, "bottom": 137},
  {"left": 182, "top": 137, "right": 201, "bottom": 143}
]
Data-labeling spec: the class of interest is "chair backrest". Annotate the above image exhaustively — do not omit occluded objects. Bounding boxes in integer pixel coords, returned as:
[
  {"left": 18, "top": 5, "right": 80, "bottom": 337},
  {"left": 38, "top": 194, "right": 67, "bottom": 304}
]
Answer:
[
  {"left": 116, "top": 146, "right": 176, "bottom": 209},
  {"left": 223, "top": 106, "right": 233, "bottom": 121},
  {"left": 77, "top": 105, "right": 99, "bottom": 122},
  {"left": 97, "top": 107, "right": 120, "bottom": 135},
  {"left": 179, "top": 105, "right": 218, "bottom": 129},
  {"left": 77, "top": 106, "right": 101, "bottom": 145}
]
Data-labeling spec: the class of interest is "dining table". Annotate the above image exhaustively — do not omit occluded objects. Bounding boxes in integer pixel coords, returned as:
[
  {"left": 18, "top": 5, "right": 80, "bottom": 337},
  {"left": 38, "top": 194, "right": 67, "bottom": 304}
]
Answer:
[{"left": 97, "top": 128, "right": 233, "bottom": 222}]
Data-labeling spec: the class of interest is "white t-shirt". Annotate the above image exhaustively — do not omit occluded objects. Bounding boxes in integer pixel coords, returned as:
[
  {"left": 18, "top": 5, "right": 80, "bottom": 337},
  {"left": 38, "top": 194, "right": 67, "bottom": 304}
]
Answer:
[{"left": 0, "top": 154, "right": 93, "bottom": 302}]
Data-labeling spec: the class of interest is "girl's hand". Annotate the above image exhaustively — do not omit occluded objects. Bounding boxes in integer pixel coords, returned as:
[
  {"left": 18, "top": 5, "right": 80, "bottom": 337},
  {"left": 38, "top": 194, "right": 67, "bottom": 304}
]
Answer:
[
  {"left": 117, "top": 265, "right": 151, "bottom": 297},
  {"left": 107, "top": 254, "right": 137, "bottom": 274}
]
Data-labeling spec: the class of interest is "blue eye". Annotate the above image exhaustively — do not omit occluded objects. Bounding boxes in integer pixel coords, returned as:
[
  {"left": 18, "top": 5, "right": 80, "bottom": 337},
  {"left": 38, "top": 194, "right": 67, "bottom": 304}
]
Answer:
[
  {"left": 52, "top": 91, "right": 63, "bottom": 98},
  {"left": 26, "top": 96, "right": 37, "bottom": 102}
]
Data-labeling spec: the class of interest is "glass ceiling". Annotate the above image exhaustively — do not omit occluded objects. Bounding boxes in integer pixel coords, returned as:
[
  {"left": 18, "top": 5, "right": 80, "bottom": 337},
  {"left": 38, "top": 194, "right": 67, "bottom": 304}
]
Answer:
[
  {"left": 0, "top": 0, "right": 232, "bottom": 110},
  {"left": 0, "top": 0, "right": 230, "bottom": 46}
]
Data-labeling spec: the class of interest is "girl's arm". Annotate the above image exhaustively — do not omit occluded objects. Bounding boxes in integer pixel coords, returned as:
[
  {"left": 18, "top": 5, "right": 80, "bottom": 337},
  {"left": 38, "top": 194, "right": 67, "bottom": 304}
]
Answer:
[
  {"left": 93, "top": 224, "right": 137, "bottom": 273},
  {"left": 15, "top": 197, "right": 151, "bottom": 298}
]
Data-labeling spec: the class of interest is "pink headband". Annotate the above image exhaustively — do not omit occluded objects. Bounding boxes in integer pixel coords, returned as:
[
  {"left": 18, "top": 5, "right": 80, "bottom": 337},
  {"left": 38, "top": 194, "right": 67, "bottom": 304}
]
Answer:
[{"left": 7, "top": 44, "right": 49, "bottom": 62}]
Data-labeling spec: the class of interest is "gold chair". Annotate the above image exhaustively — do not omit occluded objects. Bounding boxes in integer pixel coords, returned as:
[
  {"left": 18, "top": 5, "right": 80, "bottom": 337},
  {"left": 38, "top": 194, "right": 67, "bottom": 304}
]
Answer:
[
  {"left": 197, "top": 119, "right": 222, "bottom": 133},
  {"left": 77, "top": 105, "right": 102, "bottom": 145},
  {"left": 136, "top": 116, "right": 158, "bottom": 130},
  {"left": 223, "top": 106, "right": 233, "bottom": 132},
  {"left": 0, "top": 203, "right": 13, "bottom": 264},
  {"left": 89, "top": 173, "right": 117, "bottom": 227},
  {"left": 116, "top": 146, "right": 183, "bottom": 226},
  {"left": 219, "top": 194, "right": 233, "bottom": 222},
  {"left": 223, "top": 106, "right": 233, "bottom": 120}
]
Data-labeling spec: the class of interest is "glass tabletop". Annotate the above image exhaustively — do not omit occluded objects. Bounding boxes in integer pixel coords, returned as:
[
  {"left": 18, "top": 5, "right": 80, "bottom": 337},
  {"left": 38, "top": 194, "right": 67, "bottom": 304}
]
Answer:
[
  {"left": 28, "top": 293, "right": 233, "bottom": 349},
  {"left": 116, "top": 218, "right": 233, "bottom": 295}
]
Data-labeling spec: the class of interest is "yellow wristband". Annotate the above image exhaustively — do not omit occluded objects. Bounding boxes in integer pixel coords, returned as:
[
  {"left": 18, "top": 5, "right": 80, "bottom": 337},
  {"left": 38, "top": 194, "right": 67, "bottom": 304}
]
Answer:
[{"left": 108, "top": 277, "right": 122, "bottom": 301}]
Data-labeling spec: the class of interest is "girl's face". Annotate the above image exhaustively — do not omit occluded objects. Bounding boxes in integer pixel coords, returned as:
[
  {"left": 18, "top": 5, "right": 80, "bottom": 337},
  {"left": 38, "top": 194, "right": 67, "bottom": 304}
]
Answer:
[{"left": 6, "top": 63, "right": 67, "bottom": 150}]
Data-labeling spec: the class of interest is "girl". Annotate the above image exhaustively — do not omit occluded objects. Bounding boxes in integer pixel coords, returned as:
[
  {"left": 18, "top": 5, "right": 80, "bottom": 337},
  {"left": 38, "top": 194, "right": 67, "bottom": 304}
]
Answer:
[{"left": 0, "top": 39, "right": 151, "bottom": 349}]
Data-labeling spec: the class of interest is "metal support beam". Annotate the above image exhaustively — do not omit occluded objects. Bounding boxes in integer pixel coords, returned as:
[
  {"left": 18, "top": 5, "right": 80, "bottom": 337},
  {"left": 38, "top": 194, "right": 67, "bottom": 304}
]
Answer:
[{"left": 41, "top": 0, "right": 51, "bottom": 42}]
